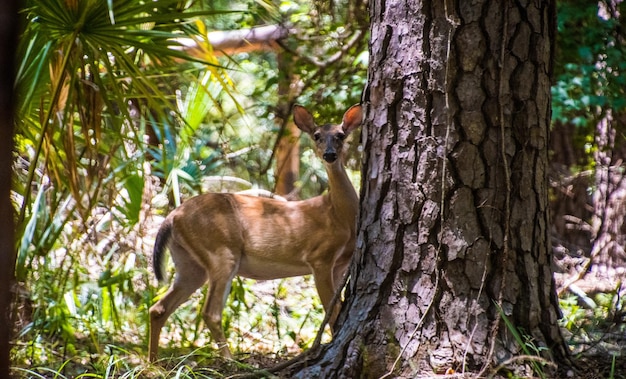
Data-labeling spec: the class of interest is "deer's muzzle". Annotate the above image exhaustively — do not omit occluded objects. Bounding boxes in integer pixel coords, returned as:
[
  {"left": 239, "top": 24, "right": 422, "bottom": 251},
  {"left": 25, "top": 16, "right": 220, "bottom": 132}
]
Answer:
[{"left": 323, "top": 152, "right": 338, "bottom": 163}]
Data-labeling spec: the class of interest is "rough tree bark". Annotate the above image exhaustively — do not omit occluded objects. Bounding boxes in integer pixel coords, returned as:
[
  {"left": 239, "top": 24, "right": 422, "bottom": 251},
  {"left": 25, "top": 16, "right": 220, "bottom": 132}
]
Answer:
[
  {"left": 287, "top": 1, "right": 569, "bottom": 377},
  {"left": 0, "top": 0, "right": 18, "bottom": 376}
]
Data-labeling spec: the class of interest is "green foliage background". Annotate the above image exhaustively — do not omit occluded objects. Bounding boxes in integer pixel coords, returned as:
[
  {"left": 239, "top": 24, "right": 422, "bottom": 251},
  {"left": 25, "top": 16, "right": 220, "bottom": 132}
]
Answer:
[{"left": 12, "top": 0, "right": 367, "bottom": 376}]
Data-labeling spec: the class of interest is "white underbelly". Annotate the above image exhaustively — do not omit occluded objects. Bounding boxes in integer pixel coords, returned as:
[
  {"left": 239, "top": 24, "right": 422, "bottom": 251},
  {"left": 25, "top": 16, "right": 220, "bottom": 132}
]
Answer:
[{"left": 237, "top": 255, "right": 312, "bottom": 280}]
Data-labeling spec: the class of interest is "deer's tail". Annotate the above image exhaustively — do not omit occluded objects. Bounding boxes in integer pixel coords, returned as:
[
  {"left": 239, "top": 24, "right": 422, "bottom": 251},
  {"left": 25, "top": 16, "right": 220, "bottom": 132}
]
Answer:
[{"left": 153, "top": 218, "right": 173, "bottom": 282}]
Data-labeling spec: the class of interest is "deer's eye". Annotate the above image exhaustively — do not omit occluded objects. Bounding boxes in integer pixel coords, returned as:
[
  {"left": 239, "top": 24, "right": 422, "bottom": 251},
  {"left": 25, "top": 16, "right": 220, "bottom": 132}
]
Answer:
[
  {"left": 336, "top": 132, "right": 346, "bottom": 140},
  {"left": 313, "top": 132, "right": 321, "bottom": 141}
]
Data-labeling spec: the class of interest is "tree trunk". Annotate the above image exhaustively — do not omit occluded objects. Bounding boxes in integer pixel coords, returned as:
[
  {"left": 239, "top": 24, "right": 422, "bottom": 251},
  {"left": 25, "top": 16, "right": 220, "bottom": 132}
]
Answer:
[
  {"left": 274, "top": 121, "right": 301, "bottom": 197},
  {"left": 549, "top": 121, "right": 593, "bottom": 257},
  {"left": 591, "top": 111, "right": 626, "bottom": 268},
  {"left": 274, "top": 52, "right": 301, "bottom": 197},
  {"left": 288, "top": 1, "right": 568, "bottom": 377},
  {"left": 0, "top": 0, "right": 18, "bottom": 376}
]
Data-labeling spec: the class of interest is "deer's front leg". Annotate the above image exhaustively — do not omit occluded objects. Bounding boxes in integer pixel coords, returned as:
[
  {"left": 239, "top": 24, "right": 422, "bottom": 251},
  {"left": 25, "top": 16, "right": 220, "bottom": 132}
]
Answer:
[{"left": 311, "top": 265, "right": 341, "bottom": 331}]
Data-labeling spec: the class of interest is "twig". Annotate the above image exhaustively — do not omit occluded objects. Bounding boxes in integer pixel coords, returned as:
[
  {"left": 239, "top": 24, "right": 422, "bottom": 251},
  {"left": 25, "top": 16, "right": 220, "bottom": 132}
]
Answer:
[
  {"left": 277, "top": 30, "right": 364, "bottom": 69},
  {"left": 487, "top": 355, "right": 557, "bottom": 379}
]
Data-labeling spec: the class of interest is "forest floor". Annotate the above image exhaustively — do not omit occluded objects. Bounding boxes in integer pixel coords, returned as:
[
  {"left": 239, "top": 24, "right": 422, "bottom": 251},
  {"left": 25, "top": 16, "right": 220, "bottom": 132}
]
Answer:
[
  {"left": 552, "top": 257, "right": 626, "bottom": 379},
  {"left": 564, "top": 354, "right": 626, "bottom": 379},
  {"left": 195, "top": 252, "right": 626, "bottom": 378},
  {"left": 145, "top": 258, "right": 626, "bottom": 379},
  {"left": 13, "top": 252, "right": 626, "bottom": 379},
  {"left": 11, "top": 212, "right": 626, "bottom": 378}
]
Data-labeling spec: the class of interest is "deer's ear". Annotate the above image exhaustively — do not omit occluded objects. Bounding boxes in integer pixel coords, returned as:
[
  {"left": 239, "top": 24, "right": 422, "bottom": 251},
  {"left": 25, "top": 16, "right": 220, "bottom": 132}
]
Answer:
[
  {"left": 293, "top": 105, "right": 316, "bottom": 134},
  {"left": 342, "top": 104, "right": 363, "bottom": 134}
]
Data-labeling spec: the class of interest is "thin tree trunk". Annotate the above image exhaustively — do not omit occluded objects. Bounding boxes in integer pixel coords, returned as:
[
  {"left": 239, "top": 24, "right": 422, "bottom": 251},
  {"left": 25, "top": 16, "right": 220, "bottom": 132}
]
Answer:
[
  {"left": 274, "top": 52, "right": 300, "bottom": 197},
  {"left": 0, "top": 0, "right": 18, "bottom": 376},
  {"left": 549, "top": 121, "right": 593, "bottom": 256},
  {"left": 591, "top": 111, "right": 626, "bottom": 267},
  {"left": 274, "top": 122, "right": 301, "bottom": 197},
  {"left": 287, "top": 1, "right": 568, "bottom": 377}
]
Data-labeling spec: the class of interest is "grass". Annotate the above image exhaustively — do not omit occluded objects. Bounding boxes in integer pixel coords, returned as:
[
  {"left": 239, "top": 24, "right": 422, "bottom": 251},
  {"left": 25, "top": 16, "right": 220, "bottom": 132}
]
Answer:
[
  {"left": 494, "top": 302, "right": 551, "bottom": 379},
  {"left": 11, "top": 271, "right": 326, "bottom": 378},
  {"left": 12, "top": 339, "right": 293, "bottom": 378},
  {"left": 10, "top": 177, "right": 626, "bottom": 378}
]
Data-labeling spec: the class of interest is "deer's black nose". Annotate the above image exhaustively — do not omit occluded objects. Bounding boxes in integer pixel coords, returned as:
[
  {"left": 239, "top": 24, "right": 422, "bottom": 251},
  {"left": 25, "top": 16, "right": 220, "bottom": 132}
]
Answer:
[{"left": 323, "top": 152, "right": 338, "bottom": 162}]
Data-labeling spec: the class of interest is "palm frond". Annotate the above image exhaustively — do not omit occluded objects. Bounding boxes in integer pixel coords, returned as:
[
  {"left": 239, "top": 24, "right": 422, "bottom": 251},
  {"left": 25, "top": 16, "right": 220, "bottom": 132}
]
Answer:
[{"left": 15, "top": 0, "right": 241, "bottom": 261}]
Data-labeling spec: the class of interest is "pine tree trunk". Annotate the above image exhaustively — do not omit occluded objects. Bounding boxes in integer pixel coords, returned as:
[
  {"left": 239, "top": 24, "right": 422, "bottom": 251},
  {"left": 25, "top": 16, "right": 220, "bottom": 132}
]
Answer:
[{"left": 288, "top": 1, "right": 569, "bottom": 377}]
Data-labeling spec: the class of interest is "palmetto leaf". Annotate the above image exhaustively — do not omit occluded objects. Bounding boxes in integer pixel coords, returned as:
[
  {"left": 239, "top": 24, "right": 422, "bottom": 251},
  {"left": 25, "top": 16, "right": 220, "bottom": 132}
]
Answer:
[{"left": 15, "top": 0, "right": 240, "bottom": 250}]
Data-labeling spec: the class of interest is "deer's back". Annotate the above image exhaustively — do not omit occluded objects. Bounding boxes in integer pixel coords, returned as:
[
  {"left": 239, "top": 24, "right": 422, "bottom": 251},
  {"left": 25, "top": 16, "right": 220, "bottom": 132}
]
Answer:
[{"left": 167, "top": 192, "right": 355, "bottom": 280}]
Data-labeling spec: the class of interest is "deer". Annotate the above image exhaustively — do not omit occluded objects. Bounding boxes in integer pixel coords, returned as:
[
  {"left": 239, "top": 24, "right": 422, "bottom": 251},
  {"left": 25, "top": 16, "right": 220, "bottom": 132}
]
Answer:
[{"left": 148, "top": 104, "right": 363, "bottom": 361}]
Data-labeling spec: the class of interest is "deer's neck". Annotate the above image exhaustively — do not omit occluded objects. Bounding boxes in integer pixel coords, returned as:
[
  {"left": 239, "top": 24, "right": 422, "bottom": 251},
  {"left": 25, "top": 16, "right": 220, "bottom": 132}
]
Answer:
[{"left": 325, "top": 162, "right": 359, "bottom": 220}]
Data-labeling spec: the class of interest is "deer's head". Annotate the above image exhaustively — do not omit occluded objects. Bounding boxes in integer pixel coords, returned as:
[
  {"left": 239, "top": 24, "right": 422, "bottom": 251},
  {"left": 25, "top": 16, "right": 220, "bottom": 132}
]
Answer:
[{"left": 293, "top": 104, "right": 363, "bottom": 164}]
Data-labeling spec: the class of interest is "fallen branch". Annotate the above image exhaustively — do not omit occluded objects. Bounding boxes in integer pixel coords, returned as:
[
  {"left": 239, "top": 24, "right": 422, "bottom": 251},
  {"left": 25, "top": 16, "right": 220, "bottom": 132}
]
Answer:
[{"left": 176, "top": 25, "right": 290, "bottom": 56}]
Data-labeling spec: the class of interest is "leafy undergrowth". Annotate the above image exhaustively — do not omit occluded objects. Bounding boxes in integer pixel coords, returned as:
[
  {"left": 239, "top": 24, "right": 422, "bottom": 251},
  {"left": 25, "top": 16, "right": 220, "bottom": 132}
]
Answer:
[
  {"left": 10, "top": 188, "right": 626, "bottom": 378},
  {"left": 555, "top": 268, "right": 626, "bottom": 379},
  {"left": 11, "top": 273, "right": 328, "bottom": 379},
  {"left": 11, "top": 278, "right": 626, "bottom": 378},
  {"left": 12, "top": 347, "right": 293, "bottom": 379},
  {"left": 11, "top": 246, "right": 626, "bottom": 379}
]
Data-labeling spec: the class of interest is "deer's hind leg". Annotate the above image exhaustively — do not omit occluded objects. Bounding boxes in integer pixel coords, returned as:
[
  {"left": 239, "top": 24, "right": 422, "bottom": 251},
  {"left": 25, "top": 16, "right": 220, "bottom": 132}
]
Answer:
[
  {"left": 200, "top": 246, "right": 240, "bottom": 359},
  {"left": 149, "top": 242, "right": 208, "bottom": 362}
]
